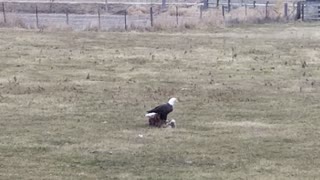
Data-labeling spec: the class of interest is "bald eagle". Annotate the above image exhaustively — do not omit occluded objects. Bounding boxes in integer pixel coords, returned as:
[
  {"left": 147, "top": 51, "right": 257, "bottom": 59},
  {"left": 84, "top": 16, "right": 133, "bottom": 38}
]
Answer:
[{"left": 145, "top": 98, "right": 177, "bottom": 122}]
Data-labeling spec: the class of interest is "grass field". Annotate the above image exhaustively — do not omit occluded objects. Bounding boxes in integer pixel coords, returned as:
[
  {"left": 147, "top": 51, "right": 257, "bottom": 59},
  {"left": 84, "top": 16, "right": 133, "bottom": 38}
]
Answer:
[{"left": 1, "top": 24, "right": 320, "bottom": 179}]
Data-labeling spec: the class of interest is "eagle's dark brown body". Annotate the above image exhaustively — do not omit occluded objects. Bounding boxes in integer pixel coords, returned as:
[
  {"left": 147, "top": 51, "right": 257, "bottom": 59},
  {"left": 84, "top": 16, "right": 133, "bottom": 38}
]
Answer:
[
  {"left": 148, "top": 114, "right": 166, "bottom": 127},
  {"left": 147, "top": 103, "right": 173, "bottom": 121}
]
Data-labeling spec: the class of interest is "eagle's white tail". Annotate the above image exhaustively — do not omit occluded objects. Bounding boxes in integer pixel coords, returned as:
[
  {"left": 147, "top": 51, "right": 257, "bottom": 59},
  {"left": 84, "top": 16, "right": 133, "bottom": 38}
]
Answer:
[{"left": 145, "top": 112, "right": 157, "bottom": 118}]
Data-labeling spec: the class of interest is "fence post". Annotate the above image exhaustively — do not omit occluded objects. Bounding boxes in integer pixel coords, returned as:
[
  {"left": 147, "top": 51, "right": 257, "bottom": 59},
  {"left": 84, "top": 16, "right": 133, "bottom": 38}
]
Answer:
[
  {"left": 150, "top": 7, "right": 153, "bottom": 27},
  {"left": 162, "top": 0, "right": 166, "bottom": 9},
  {"left": 98, "top": 8, "right": 101, "bottom": 30},
  {"left": 253, "top": 1, "right": 256, "bottom": 8},
  {"left": 265, "top": 1, "right": 269, "bottom": 19},
  {"left": 245, "top": 4, "right": 247, "bottom": 16},
  {"left": 36, "top": 5, "right": 39, "bottom": 28},
  {"left": 105, "top": 0, "right": 108, "bottom": 12},
  {"left": 296, "top": 1, "right": 301, "bottom": 20},
  {"left": 176, "top": 6, "right": 179, "bottom": 26},
  {"left": 216, "top": 0, "right": 219, "bottom": 8},
  {"left": 66, "top": 9, "right": 69, "bottom": 25},
  {"left": 204, "top": 0, "right": 208, "bottom": 9},
  {"left": 222, "top": 5, "right": 225, "bottom": 18},
  {"left": 2, "top": 2, "right": 6, "bottom": 23},
  {"left": 227, "top": 0, "right": 231, "bottom": 12},
  {"left": 284, "top": 3, "right": 288, "bottom": 19},
  {"left": 301, "top": 2, "right": 304, "bottom": 21},
  {"left": 124, "top": 10, "right": 127, "bottom": 31},
  {"left": 200, "top": 5, "right": 203, "bottom": 19}
]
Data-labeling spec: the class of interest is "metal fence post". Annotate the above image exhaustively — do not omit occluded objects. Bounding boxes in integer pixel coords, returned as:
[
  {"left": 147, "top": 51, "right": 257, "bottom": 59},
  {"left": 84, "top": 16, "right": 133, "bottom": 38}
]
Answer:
[
  {"left": 36, "top": 5, "right": 39, "bottom": 28},
  {"left": 216, "top": 0, "right": 219, "bottom": 8},
  {"left": 227, "top": 0, "right": 231, "bottom": 12},
  {"left": 253, "top": 1, "right": 256, "bottom": 8},
  {"left": 98, "top": 8, "right": 101, "bottom": 30},
  {"left": 265, "top": 1, "right": 269, "bottom": 19},
  {"left": 284, "top": 3, "right": 288, "bottom": 19},
  {"left": 66, "top": 9, "right": 69, "bottom": 25},
  {"left": 105, "top": 0, "right": 108, "bottom": 12},
  {"left": 222, "top": 5, "right": 225, "bottom": 18},
  {"left": 150, "top": 7, "right": 153, "bottom": 27},
  {"left": 204, "top": 0, "right": 208, "bottom": 9},
  {"left": 301, "top": 2, "right": 304, "bottom": 21},
  {"left": 2, "top": 2, "right": 6, "bottom": 23},
  {"left": 176, "top": 6, "right": 179, "bottom": 26},
  {"left": 162, "top": 0, "right": 166, "bottom": 9},
  {"left": 296, "top": 1, "right": 301, "bottom": 20},
  {"left": 245, "top": 4, "right": 247, "bottom": 16},
  {"left": 124, "top": 10, "right": 127, "bottom": 31}
]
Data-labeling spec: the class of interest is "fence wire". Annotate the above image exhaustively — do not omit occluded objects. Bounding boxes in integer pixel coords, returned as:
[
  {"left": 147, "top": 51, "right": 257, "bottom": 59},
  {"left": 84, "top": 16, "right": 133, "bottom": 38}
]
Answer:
[{"left": 0, "top": 2, "right": 301, "bottom": 31}]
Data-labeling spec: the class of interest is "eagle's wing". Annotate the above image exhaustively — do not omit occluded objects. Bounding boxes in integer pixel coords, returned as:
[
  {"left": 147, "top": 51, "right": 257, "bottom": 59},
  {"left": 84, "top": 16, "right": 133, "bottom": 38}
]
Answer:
[
  {"left": 147, "top": 104, "right": 167, "bottom": 114},
  {"left": 147, "top": 103, "right": 173, "bottom": 120}
]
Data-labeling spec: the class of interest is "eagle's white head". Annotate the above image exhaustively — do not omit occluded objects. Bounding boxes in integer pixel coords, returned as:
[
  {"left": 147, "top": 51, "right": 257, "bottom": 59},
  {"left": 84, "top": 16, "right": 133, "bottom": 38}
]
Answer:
[{"left": 168, "top": 97, "right": 178, "bottom": 106}]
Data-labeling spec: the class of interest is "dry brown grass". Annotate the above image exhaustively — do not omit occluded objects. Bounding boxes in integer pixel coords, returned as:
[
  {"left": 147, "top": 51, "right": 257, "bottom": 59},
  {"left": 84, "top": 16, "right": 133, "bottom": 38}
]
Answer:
[
  {"left": 126, "top": 5, "right": 149, "bottom": 15},
  {"left": 145, "top": 5, "right": 286, "bottom": 31},
  {"left": 1, "top": 23, "right": 320, "bottom": 179},
  {"left": 0, "top": 4, "right": 297, "bottom": 32},
  {"left": 0, "top": 14, "right": 30, "bottom": 28}
]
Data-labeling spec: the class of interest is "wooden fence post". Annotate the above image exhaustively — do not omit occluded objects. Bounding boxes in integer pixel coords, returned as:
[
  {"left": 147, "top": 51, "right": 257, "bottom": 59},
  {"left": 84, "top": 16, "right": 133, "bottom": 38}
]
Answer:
[
  {"left": 66, "top": 9, "right": 69, "bottom": 25},
  {"left": 124, "top": 10, "right": 127, "bottom": 31},
  {"left": 227, "top": 0, "right": 231, "bottom": 12},
  {"left": 2, "top": 2, "right": 6, "bottom": 23},
  {"left": 36, "top": 5, "right": 39, "bottom": 28},
  {"left": 253, "top": 1, "right": 256, "bottom": 8},
  {"left": 150, "top": 7, "right": 153, "bottom": 27},
  {"left": 176, "top": 6, "right": 179, "bottom": 26},
  {"left": 216, "top": 0, "right": 219, "bottom": 8},
  {"left": 265, "top": 1, "right": 269, "bottom": 19},
  {"left": 98, "top": 8, "right": 101, "bottom": 30},
  {"left": 284, "top": 3, "right": 288, "bottom": 19}
]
